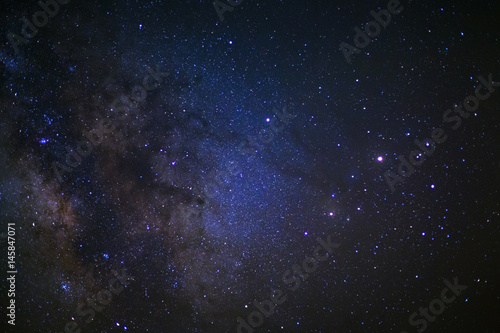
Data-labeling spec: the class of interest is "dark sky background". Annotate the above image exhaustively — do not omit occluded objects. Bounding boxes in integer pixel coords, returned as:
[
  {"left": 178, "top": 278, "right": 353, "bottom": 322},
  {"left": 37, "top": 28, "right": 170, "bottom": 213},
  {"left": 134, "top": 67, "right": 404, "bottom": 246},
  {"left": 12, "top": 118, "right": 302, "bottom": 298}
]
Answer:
[{"left": 0, "top": 0, "right": 499, "bottom": 332}]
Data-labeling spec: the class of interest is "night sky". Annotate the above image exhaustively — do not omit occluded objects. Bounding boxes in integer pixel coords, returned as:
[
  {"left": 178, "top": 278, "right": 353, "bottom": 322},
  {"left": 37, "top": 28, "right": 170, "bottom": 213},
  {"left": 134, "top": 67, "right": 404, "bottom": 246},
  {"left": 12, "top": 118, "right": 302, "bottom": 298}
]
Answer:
[{"left": 1, "top": 0, "right": 499, "bottom": 332}]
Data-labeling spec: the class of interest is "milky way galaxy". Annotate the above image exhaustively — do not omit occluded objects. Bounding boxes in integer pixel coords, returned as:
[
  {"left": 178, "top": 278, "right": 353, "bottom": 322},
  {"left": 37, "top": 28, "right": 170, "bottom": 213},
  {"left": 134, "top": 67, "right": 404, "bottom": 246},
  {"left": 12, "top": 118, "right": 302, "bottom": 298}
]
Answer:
[{"left": 1, "top": 1, "right": 500, "bottom": 333}]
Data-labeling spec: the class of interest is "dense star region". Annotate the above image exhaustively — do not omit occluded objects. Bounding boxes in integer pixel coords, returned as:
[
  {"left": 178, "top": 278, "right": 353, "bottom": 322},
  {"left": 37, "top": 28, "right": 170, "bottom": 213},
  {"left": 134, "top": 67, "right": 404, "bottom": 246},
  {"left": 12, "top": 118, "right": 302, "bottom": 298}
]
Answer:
[{"left": 0, "top": 0, "right": 499, "bottom": 332}]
